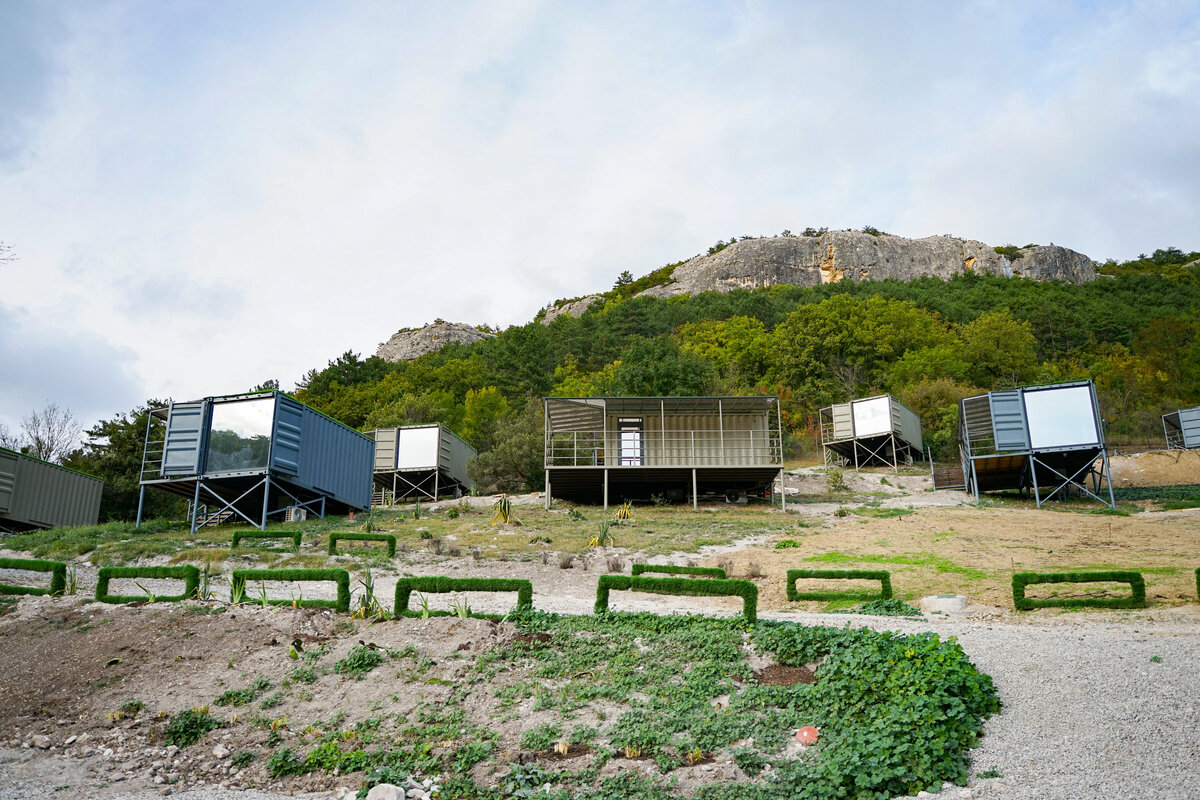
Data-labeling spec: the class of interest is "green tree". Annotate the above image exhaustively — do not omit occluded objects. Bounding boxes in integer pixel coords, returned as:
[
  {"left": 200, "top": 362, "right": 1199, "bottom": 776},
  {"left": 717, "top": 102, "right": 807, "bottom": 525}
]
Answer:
[
  {"left": 461, "top": 387, "right": 510, "bottom": 451},
  {"left": 467, "top": 401, "right": 545, "bottom": 493},
  {"left": 63, "top": 402, "right": 185, "bottom": 522},
  {"left": 957, "top": 309, "right": 1040, "bottom": 389},
  {"left": 608, "top": 337, "right": 717, "bottom": 396}
]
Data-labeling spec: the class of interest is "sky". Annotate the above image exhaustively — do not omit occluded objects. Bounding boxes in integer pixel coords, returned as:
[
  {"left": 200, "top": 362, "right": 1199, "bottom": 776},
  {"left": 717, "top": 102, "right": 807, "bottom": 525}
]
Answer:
[{"left": 1, "top": 0, "right": 1198, "bottom": 443}]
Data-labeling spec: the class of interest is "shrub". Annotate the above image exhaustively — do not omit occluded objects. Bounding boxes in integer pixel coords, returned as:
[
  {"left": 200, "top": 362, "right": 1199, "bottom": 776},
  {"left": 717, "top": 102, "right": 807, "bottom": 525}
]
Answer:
[
  {"left": 1012, "top": 570, "right": 1145, "bottom": 610},
  {"left": 95, "top": 565, "right": 201, "bottom": 604},
  {"left": 594, "top": 574, "right": 758, "bottom": 623},
  {"left": 0, "top": 557, "right": 67, "bottom": 596},
  {"left": 393, "top": 576, "right": 534, "bottom": 618},
  {"left": 333, "top": 644, "right": 384, "bottom": 679},
  {"left": 230, "top": 530, "right": 301, "bottom": 551},
  {"left": 230, "top": 569, "right": 350, "bottom": 612},
  {"left": 328, "top": 532, "right": 396, "bottom": 557},
  {"left": 630, "top": 563, "right": 726, "bottom": 579},
  {"left": 163, "top": 707, "right": 221, "bottom": 748},
  {"left": 786, "top": 569, "right": 892, "bottom": 602}
]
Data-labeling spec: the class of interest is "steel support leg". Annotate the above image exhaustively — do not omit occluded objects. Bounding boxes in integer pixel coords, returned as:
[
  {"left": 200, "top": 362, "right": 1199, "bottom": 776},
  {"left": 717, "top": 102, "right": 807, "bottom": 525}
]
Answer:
[{"left": 136, "top": 486, "right": 146, "bottom": 529}]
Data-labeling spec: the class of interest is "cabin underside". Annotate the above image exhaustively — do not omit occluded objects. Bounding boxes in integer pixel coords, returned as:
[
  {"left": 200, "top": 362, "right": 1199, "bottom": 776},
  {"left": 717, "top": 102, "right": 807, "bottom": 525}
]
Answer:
[
  {"left": 140, "top": 473, "right": 361, "bottom": 531},
  {"left": 372, "top": 468, "right": 470, "bottom": 505},
  {"left": 545, "top": 465, "right": 784, "bottom": 509}
]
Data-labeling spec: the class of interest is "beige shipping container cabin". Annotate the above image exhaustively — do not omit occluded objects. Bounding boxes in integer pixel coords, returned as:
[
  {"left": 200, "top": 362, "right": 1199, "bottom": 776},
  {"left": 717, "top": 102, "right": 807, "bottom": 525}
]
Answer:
[
  {"left": 819, "top": 394, "right": 923, "bottom": 471},
  {"left": 366, "top": 424, "right": 476, "bottom": 504},
  {"left": 543, "top": 396, "right": 784, "bottom": 509}
]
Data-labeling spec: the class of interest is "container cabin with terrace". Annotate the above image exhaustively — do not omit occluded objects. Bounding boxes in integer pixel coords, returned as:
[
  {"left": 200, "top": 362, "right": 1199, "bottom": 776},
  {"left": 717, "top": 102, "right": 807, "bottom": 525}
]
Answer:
[
  {"left": 955, "top": 380, "right": 1115, "bottom": 508},
  {"left": 819, "top": 394, "right": 923, "bottom": 472},
  {"left": 136, "top": 391, "right": 373, "bottom": 531},
  {"left": 543, "top": 396, "right": 785, "bottom": 509},
  {"left": 366, "top": 424, "right": 476, "bottom": 505},
  {"left": 1162, "top": 405, "right": 1200, "bottom": 450}
]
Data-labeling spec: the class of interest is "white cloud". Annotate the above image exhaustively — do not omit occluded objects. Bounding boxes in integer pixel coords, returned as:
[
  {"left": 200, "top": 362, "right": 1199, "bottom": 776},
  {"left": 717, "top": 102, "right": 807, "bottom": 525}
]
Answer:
[{"left": 0, "top": 0, "right": 1197, "bottom": 431}]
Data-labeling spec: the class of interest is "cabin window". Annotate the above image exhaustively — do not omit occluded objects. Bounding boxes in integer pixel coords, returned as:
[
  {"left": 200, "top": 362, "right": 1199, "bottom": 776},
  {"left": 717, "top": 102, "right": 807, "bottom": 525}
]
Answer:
[{"left": 206, "top": 398, "right": 274, "bottom": 473}]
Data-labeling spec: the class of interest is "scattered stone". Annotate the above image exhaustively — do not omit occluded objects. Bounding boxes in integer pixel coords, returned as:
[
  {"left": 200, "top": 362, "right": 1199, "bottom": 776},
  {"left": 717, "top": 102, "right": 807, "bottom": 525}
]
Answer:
[
  {"left": 212, "top": 744, "right": 231, "bottom": 759},
  {"left": 31, "top": 735, "right": 51, "bottom": 750},
  {"left": 366, "top": 784, "right": 405, "bottom": 800},
  {"left": 921, "top": 594, "right": 968, "bottom": 613}
]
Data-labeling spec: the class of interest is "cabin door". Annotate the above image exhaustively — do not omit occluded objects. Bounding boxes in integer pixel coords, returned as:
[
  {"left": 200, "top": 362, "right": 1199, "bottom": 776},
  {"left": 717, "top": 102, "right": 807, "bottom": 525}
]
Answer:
[{"left": 618, "top": 418, "right": 644, "bottom": 466}]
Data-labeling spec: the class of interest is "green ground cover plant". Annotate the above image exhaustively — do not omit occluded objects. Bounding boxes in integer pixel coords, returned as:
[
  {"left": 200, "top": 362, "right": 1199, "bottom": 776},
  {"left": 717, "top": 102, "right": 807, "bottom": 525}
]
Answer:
[
  {"left": 594, "top": 574, "right": 758, "bottom": 622},
  {"left": 94, "top": 565, "right": 200, "bottom": 603},
  {"left": 230, "top": 568, "right": 350, "bottom": 611},
  {"left": 393, "top": 576, "right": 533, "bottom": 618},
  {"left": 786, "top": 569, "right": 893, "bottom": 602},
  {"left": 231, "top": 530, "right": 302, "bottom": 551},
  {"left": 630, "top": 563, "right": 726, "bottom": 579},
  {"left": 164, "top": 707, "right": 222, "bottom": 748},
  {"left": 0, "top": 557, "right": 67, "bottom": 596},
  {"left": 1012, "top": 570, "right": 1146, "bottom": 610},
  {"left": 328, "top": 532, "right": 396, "bottom": 557}
]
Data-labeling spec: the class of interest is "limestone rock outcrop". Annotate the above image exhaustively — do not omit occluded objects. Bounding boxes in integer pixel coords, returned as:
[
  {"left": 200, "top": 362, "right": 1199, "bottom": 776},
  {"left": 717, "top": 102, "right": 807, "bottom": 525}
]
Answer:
[
  {"left": 376, "top": 321, "right": 495, "bottom": 362},
  {"left": 540, "top": 294, "right": 602, "bottom": 325},
  {"left": 637, "top": 232, "right": 1096, "bottom": 299}
]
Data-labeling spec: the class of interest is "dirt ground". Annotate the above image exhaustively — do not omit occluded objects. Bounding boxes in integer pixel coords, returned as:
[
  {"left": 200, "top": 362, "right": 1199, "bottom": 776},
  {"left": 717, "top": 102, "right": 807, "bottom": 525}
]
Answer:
[{"left": 0, "top": 450, "right": 1197, "bottom": 796}]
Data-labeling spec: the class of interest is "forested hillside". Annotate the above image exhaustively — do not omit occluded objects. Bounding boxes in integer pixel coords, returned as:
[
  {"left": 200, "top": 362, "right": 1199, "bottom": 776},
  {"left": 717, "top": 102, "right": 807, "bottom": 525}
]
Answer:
[
  {"left": 62, "top": 245, "right": 1199, "bottom": 520},
  {"left": 291, "top": 247, "right": 1200, "bottom": 493}
]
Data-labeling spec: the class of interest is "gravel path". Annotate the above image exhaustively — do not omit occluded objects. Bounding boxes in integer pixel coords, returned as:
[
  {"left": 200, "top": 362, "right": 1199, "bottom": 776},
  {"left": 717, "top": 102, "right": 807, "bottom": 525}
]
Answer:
[{"left": 2, "top": 608, "right": 1198, "bottom": 800}]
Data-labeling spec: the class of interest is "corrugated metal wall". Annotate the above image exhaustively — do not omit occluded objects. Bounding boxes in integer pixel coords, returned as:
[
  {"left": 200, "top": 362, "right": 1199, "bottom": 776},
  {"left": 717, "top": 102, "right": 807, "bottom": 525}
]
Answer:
[
  {"left": 283, "top": 395, "right": 374, "bottom": 511},
  {"left": 162, "top": 402, "right": 207, "bottom": 475},
  {"left": 989, "top": 391, "right": 1030, "bottom": 451},
  {"left": 603, "top": 410, "right": 771, "bottom": 465},
  {"left": 371, "top": 428, "right": 398, "bottom": 470},
  {"left": 892, "top": 400, "right": 924, "bottom": 451},
  {"left": 1182, "top": 407, "right": 1200, "bottom": 449},
  {"left": 438, "top": 426, "right": 477, "bottom": 490},
  {"left": 831, "top": 403, "right": 854, "bottom": 439},
  {"left": 0, "top": 448, "right": 102, "bottom": 529}
]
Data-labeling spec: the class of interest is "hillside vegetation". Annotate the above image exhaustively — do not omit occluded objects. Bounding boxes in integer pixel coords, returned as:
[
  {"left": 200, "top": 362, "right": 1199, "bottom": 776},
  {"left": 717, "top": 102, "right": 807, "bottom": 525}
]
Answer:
[{"left": 66, "top": 245, "right": 1200, "bottom": 518}]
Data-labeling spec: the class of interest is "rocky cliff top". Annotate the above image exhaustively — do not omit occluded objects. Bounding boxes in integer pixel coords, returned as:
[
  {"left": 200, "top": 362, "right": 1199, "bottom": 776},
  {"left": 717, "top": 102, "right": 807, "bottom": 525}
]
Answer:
[
  {"left": 637, "top": 232, "right": 1096, "bottom": 299},
  {"left": 376, "top": 321, "right": 495, "bottom": 362}
]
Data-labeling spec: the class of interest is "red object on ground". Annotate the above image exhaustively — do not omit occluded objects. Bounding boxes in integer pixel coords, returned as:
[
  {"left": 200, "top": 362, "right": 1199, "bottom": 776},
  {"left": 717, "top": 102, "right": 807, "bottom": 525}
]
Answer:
[{"left": 795, "top": 726, "right": 819, "bottom": 745}]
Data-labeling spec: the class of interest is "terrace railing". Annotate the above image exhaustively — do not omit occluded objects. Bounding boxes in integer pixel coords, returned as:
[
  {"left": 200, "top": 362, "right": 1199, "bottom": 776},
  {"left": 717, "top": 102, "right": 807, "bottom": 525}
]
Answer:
[{"left": 545, "top": 428, "right": 782, "bottom": 467}]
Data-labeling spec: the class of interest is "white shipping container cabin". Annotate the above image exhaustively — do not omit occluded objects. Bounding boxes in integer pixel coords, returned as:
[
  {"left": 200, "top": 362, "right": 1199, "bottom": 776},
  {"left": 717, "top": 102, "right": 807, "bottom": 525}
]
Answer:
[
  {"left": 543, "top": 396, "right": 785, "bottom": 510},
  {"left": 366, "top": 425, "right": 476, "bottom": 504},
  {"left": 819, "top": 395, "right": 923, "bottom": 472},
  {"left": 1163, "top": 406, "right": 1200, "bottom": 450},
  {"left": 957, "top": 380, "right": 1115, "bottom": 508}
]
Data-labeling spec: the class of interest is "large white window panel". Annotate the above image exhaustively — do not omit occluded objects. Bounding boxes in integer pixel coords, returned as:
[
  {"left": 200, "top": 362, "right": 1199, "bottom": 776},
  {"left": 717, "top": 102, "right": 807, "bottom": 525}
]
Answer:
[
  {"left": 1024, "top": 386, "right": 1100, "bottom": 448},
  {"left": 396, "top": 426, "right": 440, "bottom": 469},
  {"left": 852, "top": 397, "right": 892, "bottom": 437}
]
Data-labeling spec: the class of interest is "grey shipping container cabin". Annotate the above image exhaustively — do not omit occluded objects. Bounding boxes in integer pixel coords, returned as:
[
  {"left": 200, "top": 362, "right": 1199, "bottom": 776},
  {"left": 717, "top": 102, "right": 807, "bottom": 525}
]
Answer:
[
  {"left": 544, "top": 396, "right": 785, "bottom": 509},
  {"left": 137, "top": 391, "right": 373, "bottom": 531},
  {"left": 957, "top": 380, "right": 1114, "bottom": 508},
  {"left": 0, "top": 446, "right": 103, "bottom": 531},
  {"left": 366, "top": 424, "right": 476, "bottom": 504},
  {"left": 1163, "top": 406, "right": 1200, "bottom": 450},
  {"left": 819, "top": 394, "right": 923, "bottom": 471}
]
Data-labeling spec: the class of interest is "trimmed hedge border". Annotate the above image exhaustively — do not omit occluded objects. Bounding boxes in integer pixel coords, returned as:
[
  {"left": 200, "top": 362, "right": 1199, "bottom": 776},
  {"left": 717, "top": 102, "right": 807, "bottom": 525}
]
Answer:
[
  {"left": 95, "top": 565, "right": 201, "bottom": 604},
  {"left": 595, "top": 574, "right": 758, "bottom": 623},
  {"left": 394, "top": 576, "right": 533, "bottom": 618},
  {"left": 328, "top": 532, "right": 396, "bottom": 557},
  {"left": 230, "top": 530, "right": 302, "bottom": 551},
  {"left": 1012, "top": 570, "right": 1146, "bottom": 610},
  {"left": 1196, "top": 567, "right": 1199, "bottom": 602},
  {"left": 0, "top": 557, "right": 68, "bottom": 596},
  {"left": 630, "top": 563, "right": 726, "bottom": 579},
  {"left": 231, "top": 568, "right": 350, "bottom": 611},
  {"left": 786, "top": 569, "right": 893, "bottom": 602}
]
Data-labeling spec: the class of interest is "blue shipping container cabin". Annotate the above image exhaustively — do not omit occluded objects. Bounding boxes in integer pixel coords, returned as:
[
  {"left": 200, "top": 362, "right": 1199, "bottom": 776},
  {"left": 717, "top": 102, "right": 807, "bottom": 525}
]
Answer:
[{"left": 137, "top": 391, "right": 373, "bottom": 531}]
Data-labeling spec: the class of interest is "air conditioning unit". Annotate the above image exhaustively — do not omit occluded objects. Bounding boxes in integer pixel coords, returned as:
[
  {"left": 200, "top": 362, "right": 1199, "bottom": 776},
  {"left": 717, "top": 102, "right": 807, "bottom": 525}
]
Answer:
[{"left": 284, "top": 506, "right": 307, "bottom": 523}]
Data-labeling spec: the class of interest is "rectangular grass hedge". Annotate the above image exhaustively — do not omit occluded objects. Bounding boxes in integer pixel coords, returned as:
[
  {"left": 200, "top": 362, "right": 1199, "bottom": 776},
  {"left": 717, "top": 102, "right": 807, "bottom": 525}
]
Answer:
[
  {"left": 595, "top": 574, "right": 758, "bottom": 623},
  {"left": 328, "top": 532, "right": 396, "bottom": 557},
  {"left": 630, "top": 563, "right": 726, "bottom": 579},
  {"left": 394, "top": 576, "right": 534, "bottom": 618},
  {"left": 231, "top": 568, "right": 350, "bottom": 611},
  {"left": 786, "top": 569, "right": 893, "bottom": 602},
  {"left": 230, "top": 530, "right": 301, "bottom": 551},
  {"left": 0, "top": 557, "right": 68, "bottom": 596},
  {"left": 95, "top": 565, "right": 200, "bottom": 604},
  {"left": 1012, "top": 570, "right": 1146, "bottom": 610}
]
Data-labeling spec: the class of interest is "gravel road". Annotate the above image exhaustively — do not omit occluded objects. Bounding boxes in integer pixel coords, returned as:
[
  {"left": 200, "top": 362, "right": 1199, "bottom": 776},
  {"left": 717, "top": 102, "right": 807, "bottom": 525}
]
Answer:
[{"left": 2, "top": 608, "right": 1198, "bottom": 800}]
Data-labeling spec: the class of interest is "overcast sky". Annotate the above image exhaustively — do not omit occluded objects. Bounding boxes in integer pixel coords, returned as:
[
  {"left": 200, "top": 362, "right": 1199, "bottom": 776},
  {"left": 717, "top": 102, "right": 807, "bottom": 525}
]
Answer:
[{"left": 1, "top": 1, "right": 1198, "bottom": 440}]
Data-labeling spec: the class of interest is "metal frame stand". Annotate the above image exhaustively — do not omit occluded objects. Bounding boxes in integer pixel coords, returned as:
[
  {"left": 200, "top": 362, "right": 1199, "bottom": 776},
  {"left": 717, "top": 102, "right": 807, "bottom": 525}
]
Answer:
[{"left": 1028, "top": 451, "right": 1116, "bottom": 509}]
